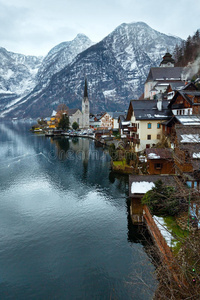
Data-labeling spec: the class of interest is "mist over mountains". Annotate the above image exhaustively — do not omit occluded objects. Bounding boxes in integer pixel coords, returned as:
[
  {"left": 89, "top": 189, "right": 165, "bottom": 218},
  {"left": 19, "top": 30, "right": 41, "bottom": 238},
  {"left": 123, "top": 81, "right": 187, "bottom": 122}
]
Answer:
[{"left": 0, "top": 22, "right": 182, "bottom": 119}]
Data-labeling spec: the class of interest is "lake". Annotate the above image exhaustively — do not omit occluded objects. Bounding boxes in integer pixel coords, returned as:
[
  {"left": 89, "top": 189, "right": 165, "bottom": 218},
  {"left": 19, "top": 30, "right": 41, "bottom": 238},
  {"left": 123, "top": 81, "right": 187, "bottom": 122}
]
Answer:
[{"left": 0, "top": 121, "right": 157, "bottom": 299}]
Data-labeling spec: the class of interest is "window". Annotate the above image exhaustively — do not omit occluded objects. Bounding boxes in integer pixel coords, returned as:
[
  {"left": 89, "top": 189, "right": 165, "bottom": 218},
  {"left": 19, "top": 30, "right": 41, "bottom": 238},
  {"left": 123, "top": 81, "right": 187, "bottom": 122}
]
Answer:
[
  {"left": 155, "top": 163, "right": 162, "bottom": 170},
  {"left": 157, "top": 123, "right": 161, "bottom": 129},
  {"left": 157, "top": 134, "right": 161, "bottom": 139},
  {"left": 185, "top": 151, "right": 190, "bottom": 162},
  {"left": 138, "top": 123, "right": 139, "bottom": 129},
  {"left": 186, "top": 181, "right": 192, "bottom": 188},
  {"left": 147, "top": 135, "right": 151, "bottom": 140},
  {"left": 146, "top": 144, "right": 150, "bottom": 148},
  {"left": 147, "top": 123, "right": 152, "bottom": 129},
  {"left": 194, "top": 182, "right": 198, "bottom": 190}
]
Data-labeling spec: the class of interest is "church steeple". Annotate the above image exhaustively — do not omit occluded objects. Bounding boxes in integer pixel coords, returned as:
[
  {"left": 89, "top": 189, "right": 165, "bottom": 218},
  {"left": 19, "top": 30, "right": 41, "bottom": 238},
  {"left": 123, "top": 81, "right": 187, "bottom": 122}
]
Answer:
[
  {"left": 82, "top": 77, "right": 90, "bottom": 129},
  {"left": 160, "top": 51, "right": 175, "bottom": 67},
  {"left": 84, "top": 77, "right": 88, "bottom": 99}
]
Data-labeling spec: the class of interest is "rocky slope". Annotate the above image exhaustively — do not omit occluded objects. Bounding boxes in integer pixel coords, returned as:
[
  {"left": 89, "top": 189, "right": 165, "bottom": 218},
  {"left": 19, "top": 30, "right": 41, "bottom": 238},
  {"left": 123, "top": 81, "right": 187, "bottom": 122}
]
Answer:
[
  {"left": 0, "top": 47, "right": 43, "bottom": 112},
  {"left": 37, "top": 34, "right": 94, "bottom": 85}
]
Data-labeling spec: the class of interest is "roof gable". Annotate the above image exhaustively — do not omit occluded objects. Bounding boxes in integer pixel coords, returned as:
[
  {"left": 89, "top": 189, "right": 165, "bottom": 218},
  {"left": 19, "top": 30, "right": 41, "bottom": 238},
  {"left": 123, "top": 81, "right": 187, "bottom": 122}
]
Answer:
[
  {"left": 146, "top": 148, "right": 173, "bottom": 160},
  {"left": 129, "top": 99, "right": 172, "bottom": 121},
  {"left": 68, "top": 108, "right": 81, "bottom": 116},
  {"left": 168, "top": 90, "right": 200, "bottom": 108},
  {"left": 146, "top": 67, "right": 183, "bottom": 83}
]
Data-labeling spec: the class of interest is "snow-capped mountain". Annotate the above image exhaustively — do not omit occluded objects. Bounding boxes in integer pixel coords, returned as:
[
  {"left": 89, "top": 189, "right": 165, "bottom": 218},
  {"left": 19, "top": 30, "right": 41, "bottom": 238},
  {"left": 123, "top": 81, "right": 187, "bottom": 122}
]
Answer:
[
  {"left": 37, "top": 34, "right": 94, "bottom": 85},
  {"left": 1, "top": 22, "right": 183, "bottom": 118},
  {"left": 0, "top": 34, "right": 93, "bottom": 116},
  {"left": 0, "top": 47, "right": 43, "bottom": 112},
  {"left": 0, "top": 47, "right": 42, "bottom": 95}
]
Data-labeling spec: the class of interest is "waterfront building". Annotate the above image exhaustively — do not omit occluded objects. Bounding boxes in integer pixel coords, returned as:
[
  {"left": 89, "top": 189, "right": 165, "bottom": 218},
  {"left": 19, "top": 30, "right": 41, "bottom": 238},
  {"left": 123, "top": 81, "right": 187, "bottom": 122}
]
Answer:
[{"left": 125, "top": 98, "right": 172, "bottom": 152}]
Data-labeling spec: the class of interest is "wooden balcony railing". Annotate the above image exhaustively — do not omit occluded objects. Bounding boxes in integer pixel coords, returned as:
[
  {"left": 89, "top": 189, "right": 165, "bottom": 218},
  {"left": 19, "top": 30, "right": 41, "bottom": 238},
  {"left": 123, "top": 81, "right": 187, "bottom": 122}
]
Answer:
[
  {"left": 127, "top": 136, "right": 140, "bottom": 144},
  {"left": 128, "top": 126, "right": 137, "bottom": 132}
]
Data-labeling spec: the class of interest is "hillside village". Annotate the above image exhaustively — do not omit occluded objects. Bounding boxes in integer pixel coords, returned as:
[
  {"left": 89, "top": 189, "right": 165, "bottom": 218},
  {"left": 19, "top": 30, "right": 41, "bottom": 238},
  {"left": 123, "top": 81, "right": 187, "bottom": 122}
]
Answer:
[
  {"left": 33, "top": 50, "right": 200, "bottom": 296},
  {"left": 36, "top": 51, "right": 200, "bottom": 188},
  {"left": 35, "top": 51, "right": 200, "bottom": 196}
]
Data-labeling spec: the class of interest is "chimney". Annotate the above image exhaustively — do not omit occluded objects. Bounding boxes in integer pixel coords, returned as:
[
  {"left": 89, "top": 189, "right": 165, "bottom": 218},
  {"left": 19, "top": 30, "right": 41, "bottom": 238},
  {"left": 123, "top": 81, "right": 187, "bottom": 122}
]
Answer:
[{"left": 157, "top": 95, "right": 162, "bottom": 111}]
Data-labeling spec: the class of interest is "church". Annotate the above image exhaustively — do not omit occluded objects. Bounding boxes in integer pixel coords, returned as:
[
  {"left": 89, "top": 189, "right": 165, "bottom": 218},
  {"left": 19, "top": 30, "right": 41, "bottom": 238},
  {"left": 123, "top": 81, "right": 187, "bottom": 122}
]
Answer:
[
  {"left": 68, "top": 78, "right": 90, "bottom": 129},
  {"left": 144, "top": 52, "right": 184, "bottom": 100}
]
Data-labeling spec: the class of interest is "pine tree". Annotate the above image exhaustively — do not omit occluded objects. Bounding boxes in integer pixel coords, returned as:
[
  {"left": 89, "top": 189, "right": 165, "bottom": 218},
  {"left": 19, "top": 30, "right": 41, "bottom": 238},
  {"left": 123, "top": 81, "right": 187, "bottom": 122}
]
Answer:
[{"left": 58, "top": 114, "right": 69, "bottom": 130}]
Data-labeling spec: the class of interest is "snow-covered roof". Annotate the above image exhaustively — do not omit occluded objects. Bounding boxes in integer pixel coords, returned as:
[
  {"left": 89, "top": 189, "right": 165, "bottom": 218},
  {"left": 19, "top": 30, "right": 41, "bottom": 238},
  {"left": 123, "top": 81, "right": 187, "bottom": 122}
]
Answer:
[
  {"left": 148, "top": 153, "right": 160, "bottom": 159},
  {"left": 122, "top": 121, "right": 130, "bottom": 125},
  {"left": 131, "top": 181, "right": 155, "bottom": 194},
  {"left": 146, "top": 67, "right": 183, "bottom": 83},
  {"left": 180, "top": 134, "right": 200, "bottom": 143},
  {"left": 129, "top": 175, "right": 176, "bottom": 197},
  {"left": 130, "top": 100, "right": 172, "bottom": 121},
  {"left": 175, "top": 115, "right": 200, "bottom": 126},
  {"left": 51, "top": 110, "right": 57, "bottom": 117},
  {"left": 146, "top": 148, "right": 173, "bottom": 160},
  {"left": 193, "top": 152, "right": 200, "bottom": 159}
]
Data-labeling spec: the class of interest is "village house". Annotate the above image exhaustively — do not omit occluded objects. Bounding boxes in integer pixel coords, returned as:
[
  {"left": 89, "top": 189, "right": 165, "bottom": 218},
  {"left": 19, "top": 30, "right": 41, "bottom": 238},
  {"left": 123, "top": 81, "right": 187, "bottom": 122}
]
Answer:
[
  {"left": 173, "top": 125, "right": 200, "bottom": 182},
  {"left": 162, "top": 83, "right": 200, "bottom": 136},
  {"left": 146, "top": 148, "right": 175, "bottom": 175},
  {"left": 168, "top": 89, "right": 200, "bottom": 116},
  {"left": 99, "top": 111, "right": 125, "bottom": 129},
  {"left": 166, "top": 82, "right": 195, "bottom": 100},
  {"left": 129, "top": 174, "right": 176, "bottom": 225},
  {"left": 162, "top": 114, "right": 200, "bottom": 136},
  {"left": 48, "top": 110, "right": 61, "bottom": 129},
  {"left": 125, "top": 98, "right": 172, "bottom": 152},
  {"left": 89, "top": 114, "right": 102, "bottom": 129},
  {"left": 94, "top": 129, "right": 112, "bottom": 141}
]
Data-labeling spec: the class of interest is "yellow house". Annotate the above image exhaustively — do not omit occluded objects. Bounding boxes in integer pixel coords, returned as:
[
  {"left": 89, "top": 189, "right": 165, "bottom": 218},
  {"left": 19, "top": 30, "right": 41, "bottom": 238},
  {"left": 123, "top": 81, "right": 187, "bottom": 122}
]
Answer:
[
  {"left": 126, "top": 99, "right": 172, "bottom": 152},
  {"left": 48, "top": 110, "right": 61, "bottom": 129}
]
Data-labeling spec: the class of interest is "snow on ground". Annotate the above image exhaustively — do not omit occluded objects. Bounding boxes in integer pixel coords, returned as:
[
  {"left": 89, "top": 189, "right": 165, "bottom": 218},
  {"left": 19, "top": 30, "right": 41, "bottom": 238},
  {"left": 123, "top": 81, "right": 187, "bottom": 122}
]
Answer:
[
  {"left": 153, "top": 216, "right": 175, "bottom": 247},
  {"left": 103, "top": 89, "right": 116, "bottom": 97},
  {"left": 0, "top": 89, "right": 14, "bottom": 94}
]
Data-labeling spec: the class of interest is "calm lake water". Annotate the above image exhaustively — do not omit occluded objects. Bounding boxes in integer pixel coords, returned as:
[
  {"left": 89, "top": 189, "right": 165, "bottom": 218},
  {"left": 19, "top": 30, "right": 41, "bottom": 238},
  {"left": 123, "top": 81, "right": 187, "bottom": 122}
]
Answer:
[{"left": 0, "top": 121, "right": 157, "bottom": 300}]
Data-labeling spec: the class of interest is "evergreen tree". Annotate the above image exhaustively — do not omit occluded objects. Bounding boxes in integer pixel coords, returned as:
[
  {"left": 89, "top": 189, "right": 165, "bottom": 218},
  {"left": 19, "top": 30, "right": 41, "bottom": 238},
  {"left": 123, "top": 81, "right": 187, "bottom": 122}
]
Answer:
[
  {"left": 72, "top": 122, "right": 79, "bottom": 130},
  {"left": 142, "top": 180, "right": 182, "bottom": 216},
  {"left": 174, "top": 29, "right": 200, "bottom": 68},
  {"left": 58, "top": 114, "right": 69, "bottom": 130}
]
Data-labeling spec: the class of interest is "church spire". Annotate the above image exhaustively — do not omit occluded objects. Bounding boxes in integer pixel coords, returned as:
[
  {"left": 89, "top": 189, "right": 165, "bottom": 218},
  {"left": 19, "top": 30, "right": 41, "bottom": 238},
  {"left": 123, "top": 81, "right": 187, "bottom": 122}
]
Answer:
[{"left": 84, "top": 77, "right": 88, "bottom": 98}]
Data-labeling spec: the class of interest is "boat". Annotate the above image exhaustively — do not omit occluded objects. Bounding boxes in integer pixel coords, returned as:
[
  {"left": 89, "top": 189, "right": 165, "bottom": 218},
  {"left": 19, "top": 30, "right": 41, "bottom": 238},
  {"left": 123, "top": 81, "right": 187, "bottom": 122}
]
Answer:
[{"left": 45, "top": 130, "right": 54, "bottom": 137}]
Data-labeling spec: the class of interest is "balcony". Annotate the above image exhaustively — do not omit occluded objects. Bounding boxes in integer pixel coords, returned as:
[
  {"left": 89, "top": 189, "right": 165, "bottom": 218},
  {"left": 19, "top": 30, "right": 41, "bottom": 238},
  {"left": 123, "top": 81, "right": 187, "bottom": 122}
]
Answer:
[
  {"left": 128, "top": 126, "right": 137, "bottom": 132},
  {"left": 127, "top": 136, "right": 140, "bottom": 144}
]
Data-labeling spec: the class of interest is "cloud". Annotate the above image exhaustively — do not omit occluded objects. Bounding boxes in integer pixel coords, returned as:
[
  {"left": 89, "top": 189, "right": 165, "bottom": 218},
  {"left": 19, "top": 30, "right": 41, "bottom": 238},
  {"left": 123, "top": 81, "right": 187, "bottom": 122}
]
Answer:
[{"left": 0, "top": 0, "right": 200, "bottom": 56}]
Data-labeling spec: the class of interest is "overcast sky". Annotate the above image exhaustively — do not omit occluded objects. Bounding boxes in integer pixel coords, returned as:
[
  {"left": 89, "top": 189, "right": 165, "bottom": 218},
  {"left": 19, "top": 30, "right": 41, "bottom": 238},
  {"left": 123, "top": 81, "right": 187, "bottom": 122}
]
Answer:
[{"left": 1, "top": 0, "right": 200, "bottom": 57}]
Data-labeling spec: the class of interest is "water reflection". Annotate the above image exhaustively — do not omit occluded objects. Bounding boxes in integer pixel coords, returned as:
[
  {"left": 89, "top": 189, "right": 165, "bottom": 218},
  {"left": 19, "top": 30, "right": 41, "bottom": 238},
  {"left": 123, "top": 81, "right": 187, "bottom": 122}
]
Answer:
[{"left": 0, "top": 121, "right": 157, "bottom": 299}]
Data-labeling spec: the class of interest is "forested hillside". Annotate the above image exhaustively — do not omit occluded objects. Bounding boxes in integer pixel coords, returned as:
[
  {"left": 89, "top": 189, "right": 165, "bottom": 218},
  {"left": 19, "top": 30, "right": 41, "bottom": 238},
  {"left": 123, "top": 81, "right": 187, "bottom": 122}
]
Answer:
[{"left": 174, "top": 29, "right": 200, "bottom": 72}]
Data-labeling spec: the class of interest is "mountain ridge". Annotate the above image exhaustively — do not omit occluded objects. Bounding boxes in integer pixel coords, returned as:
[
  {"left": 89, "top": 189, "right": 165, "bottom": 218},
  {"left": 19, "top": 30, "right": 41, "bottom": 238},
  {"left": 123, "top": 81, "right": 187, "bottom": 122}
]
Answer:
[{"left": 0, "top": 22, "right": 183, "bottom": 118}]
